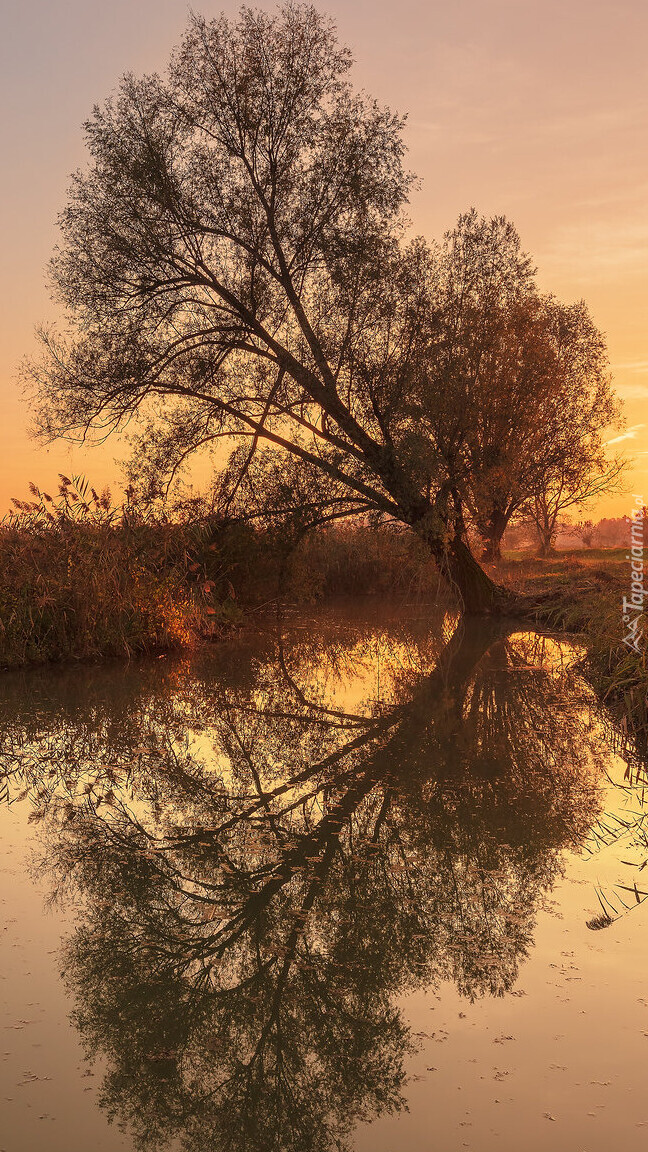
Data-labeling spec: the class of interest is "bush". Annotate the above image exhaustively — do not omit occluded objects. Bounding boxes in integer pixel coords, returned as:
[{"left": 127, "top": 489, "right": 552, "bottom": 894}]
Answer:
[{"left": 294, "top": 523, "right": 440, "bottom": 600}]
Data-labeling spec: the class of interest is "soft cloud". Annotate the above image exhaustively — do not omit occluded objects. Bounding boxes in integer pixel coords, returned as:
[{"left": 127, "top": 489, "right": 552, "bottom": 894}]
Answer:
[
  {"left": 607, "top": 424, "right": 646, "bottom": 445},
  {"left": 540, "top": 217, "right": 648, "bottom": 284},
  {"left": 613, "top": 360, "right": 648, "bottom": 374},
  {"left": 615, "top": 383, "right": 648, "bottom": 401}
]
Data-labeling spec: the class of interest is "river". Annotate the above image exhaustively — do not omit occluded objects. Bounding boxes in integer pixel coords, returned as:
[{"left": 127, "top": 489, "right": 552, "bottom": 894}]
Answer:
[{"left": 1, "top": 603, "right": 648, "bottom": 1151}]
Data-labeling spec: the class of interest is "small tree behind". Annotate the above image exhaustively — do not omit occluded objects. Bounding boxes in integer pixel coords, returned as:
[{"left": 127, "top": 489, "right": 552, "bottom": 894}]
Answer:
[
  {"left": 565, "top": 520, "right": 596, "bottom": 549},
  {"left": 527, "top": 457, "right": 625, "bottom": 557}
]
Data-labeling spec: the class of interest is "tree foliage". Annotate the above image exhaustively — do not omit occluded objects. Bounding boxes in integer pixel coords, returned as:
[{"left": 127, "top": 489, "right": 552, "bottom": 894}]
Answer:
[
  {"left": 423, "top": 216, "right": 622, "bottom": 560},
  {"left": 25, "top": 3, "right": 621, "bottom": 609}
]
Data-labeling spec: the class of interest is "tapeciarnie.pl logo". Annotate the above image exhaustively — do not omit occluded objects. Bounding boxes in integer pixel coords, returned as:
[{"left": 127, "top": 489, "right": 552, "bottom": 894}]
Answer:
[{"left": 622, "top": 495, "right": 645, "bottom": 654}]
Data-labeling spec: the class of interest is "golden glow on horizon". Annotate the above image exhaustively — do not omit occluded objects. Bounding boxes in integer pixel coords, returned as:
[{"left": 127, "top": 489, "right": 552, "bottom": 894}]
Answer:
[{"left": 1, "top": 0, "right": 646, "bottom": 519}]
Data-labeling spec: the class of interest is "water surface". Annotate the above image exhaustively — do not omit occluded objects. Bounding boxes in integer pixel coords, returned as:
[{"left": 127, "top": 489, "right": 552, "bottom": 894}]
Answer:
[{"left": 1, "top": 603, "right": 648, "bottom": 1151}]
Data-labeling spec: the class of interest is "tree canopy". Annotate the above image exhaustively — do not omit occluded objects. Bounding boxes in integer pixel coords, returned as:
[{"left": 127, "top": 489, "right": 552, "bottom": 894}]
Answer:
[{"left": 26, "top": 3, "right": 621, "bottom": 611}]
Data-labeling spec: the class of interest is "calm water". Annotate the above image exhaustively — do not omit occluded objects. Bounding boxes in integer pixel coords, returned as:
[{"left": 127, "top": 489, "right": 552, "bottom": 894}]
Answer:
[{"left": 2, "top": 603, "right": 648, "bottom": 1151}]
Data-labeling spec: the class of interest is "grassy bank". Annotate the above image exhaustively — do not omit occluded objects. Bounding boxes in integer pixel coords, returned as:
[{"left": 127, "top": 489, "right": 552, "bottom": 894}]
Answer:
[
  {"left": 0, "top": 482, "right": 205, "bottom": 667},
  {"left": 497, "top": 550, "right": 647, "bottom": 756},
  {"left": 2, "top": 483, "right": 644, "bottom": 758}
]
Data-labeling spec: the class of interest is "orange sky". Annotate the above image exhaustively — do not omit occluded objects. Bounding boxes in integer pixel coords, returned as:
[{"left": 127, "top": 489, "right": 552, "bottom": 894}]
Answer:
[{"left": 1, "top": 0, "right": 646, "bottom": 518}]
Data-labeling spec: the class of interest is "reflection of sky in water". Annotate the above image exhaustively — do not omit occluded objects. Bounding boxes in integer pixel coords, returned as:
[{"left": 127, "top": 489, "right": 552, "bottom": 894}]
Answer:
[{"left": 1, "top": 603, "right": 647, "bottom": 1152}]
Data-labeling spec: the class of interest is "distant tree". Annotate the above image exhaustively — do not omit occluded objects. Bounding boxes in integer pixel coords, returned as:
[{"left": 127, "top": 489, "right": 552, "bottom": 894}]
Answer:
[
  {"left": 526, "top": 455, "right": 625, "bottom": 557},
  {"left": 595, "top": 515, "right": 632, "bottom": 548},
  {"left": 565, "top": 519, "right": 597, "bottom": 549},
  {"left": 501, "top": 520, "right": 536, "bottom": 552},
  {"left": 417, "top": 213, "right": 537, "bottom": 563}
]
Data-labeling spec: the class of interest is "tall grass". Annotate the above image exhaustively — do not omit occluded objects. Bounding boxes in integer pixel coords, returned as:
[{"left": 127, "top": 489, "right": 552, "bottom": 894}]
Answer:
[
  {"left": 296, "top": 523, "right": 440, "bottom": 600},
  {"left": 0, "top": 478, "right": 212, "bottom": 667},
  {"left": 583, "top": 600, "right": 648, "bottom": 763},
  {"left": 500, "top": 552, "right": 648, "bottom": 756},
  {"left": 0, "top": 481, "right": 447, "bottom": 669}
]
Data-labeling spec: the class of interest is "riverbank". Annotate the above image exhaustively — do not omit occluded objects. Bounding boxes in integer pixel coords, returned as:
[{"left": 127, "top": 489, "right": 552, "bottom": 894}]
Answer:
[
  {"left": 2, "top": 491, "right": 644, "bottom": 760},
  {"left": 497, "top": 551, "right": 647, "bottom": 755},
  {"left": 0, "top": 486, "right": 437, "bottom": 668}
]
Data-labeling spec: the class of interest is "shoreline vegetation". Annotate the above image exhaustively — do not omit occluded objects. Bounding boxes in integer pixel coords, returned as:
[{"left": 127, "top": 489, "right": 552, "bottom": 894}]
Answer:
[
  {"left": 509, "top": 554, "right": 648, "bottom": 762},
  {"left": 1, "top": 477, "right": 644, "bottom": 755},
  {"left": 0, "top": 476, "right": 442, "bottom": 667}
]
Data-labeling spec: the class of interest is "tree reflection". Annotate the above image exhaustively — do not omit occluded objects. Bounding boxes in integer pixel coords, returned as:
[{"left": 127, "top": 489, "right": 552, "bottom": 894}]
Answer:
[{"left": 0, "top": 615, "right": 606, "bottom": 1152}]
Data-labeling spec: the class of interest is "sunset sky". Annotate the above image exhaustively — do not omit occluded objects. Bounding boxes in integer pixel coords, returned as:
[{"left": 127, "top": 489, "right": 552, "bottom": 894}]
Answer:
[{"left": 1, "top": 0, "right": 646, "bottom": 517}]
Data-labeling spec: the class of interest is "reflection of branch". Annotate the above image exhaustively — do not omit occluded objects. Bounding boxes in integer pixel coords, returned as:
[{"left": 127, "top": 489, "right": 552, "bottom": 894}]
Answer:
[
  {"left": 5, "top": 607, "right": 610, "bottom": 1152},
  {"left": 197, "top": 768, "right": 379, "bottom": 966},
  {"left": 232, "top": 836, "right": 338, "bottom": 1092}
]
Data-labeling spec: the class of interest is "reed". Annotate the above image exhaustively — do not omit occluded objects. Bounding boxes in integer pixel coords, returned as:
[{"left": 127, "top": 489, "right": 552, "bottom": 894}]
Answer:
[
  {"left": 500, "top": 551, "right": 648, "bottom": 752},
  {"left": 0, "top": 478, "right": 208, "bottom": 667},
  {"left": 0, "top": 480, "right": 444, "bottom": 668}
]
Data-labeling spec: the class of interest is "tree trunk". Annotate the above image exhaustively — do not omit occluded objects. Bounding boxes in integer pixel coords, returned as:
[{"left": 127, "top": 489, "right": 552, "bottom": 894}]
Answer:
[
  {"left": 536, "top": 529, "right": 556, "bottom": 558},
  {"left": 479, "top": 509, "right": 509, "bottom": 564},
  {"left": 481, "top": 536, "right": 502, "bottom": 562},
  {"left": 447, "top": 536, "right": 513, "bottom": 614},
  {"left": 417, "top": 527, "right": 513, "bottom": 615}
]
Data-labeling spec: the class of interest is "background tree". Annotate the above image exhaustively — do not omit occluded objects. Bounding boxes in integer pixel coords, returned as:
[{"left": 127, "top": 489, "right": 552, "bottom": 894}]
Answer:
[
  {"left": 422, "top": 216, "right": 621, "bottom": 561},
  {"left": 594, "top": 515, "right": 632, "bottom": 548},
  {"left": 565, "top": 519, "right": 597, "bottom": 549},
  {"left": 526, "top": 454, "right": 625, "bottom": 557},
  {"left": 421, "top": 213, "right": 537, "bottom": 562}
]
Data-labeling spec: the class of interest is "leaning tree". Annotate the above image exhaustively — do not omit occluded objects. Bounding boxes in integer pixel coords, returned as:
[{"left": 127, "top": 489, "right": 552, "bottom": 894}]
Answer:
[{"left": 24, "top": 4, "right": 618, "bottom": 612}]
